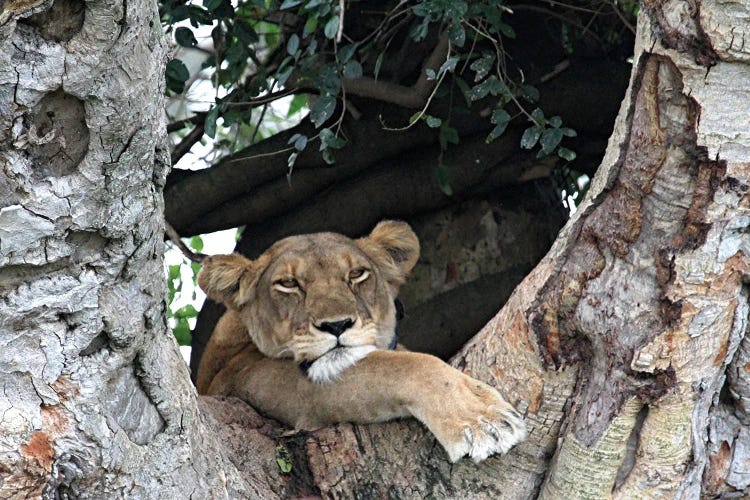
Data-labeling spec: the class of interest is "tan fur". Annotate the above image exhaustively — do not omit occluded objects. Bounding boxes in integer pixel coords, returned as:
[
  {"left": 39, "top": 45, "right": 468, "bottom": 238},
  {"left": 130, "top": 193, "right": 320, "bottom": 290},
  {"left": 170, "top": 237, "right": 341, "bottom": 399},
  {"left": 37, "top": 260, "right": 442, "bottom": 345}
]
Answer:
[{"left": 196, "top": 221, "right": 525, "bottom": 462}]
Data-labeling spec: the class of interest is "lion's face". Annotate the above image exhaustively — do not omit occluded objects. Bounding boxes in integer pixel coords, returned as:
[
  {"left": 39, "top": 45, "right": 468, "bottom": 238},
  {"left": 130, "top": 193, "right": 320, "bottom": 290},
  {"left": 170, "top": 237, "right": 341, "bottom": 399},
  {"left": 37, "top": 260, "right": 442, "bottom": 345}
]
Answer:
[{"left": 198, "top": 221, "right": 419, "bottom": 383}]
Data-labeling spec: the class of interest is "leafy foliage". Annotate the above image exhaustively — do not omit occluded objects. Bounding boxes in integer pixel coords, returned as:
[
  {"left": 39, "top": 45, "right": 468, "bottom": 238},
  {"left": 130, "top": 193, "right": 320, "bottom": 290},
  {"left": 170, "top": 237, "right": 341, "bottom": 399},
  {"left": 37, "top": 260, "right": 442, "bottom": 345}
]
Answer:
[
  {"left": 166, "top": 236, "right": 204, "bottom": 346},
  {"left": 161, "top": 0, "right": 594, "bottom": 173},
  {"left": 160, "top": 0, "right": 636, "bottom": 343}
]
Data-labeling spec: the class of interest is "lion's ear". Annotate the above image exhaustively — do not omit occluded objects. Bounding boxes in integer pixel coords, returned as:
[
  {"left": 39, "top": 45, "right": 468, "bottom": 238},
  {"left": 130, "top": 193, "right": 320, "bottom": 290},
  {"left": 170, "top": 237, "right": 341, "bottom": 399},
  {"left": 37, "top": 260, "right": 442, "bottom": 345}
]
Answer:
[
  {"left": 357, "top": 220, "right": 420, "bottom": 289},
  {"left": 197, "top": 254, "right": 258, "bottom": 308}
]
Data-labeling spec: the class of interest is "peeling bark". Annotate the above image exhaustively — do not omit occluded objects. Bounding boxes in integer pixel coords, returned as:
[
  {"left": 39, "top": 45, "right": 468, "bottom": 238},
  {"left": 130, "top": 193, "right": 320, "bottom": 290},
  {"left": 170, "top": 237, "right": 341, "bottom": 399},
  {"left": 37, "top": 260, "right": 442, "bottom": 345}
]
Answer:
[
  {"left": 0, "top": 1, "right": 293, "bottom": 497},
  {"left": 2, "top": 0, "right": 749, "bottom": 498}
]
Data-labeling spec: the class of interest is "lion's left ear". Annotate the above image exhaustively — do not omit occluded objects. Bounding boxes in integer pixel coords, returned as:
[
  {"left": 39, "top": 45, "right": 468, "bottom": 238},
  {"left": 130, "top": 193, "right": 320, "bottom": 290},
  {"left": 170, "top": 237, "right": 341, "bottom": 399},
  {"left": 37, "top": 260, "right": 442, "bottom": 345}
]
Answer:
[
  {"left": 197, "top": 253, "right": 259, "bottom": 309},
  {"left": 357, "top": 220, "right": 420, "bottom": 290}
]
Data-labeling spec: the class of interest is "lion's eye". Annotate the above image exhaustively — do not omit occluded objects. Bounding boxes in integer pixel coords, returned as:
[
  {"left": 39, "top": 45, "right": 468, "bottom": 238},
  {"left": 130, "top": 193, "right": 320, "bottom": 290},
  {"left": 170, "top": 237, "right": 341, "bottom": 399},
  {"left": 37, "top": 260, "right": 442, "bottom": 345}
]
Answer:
[
  {"left": 349, "top": 268, "right": 370, "bottom": 284},
  {"left": 274, "top": 278, "right": 299, "bottom": 292}
]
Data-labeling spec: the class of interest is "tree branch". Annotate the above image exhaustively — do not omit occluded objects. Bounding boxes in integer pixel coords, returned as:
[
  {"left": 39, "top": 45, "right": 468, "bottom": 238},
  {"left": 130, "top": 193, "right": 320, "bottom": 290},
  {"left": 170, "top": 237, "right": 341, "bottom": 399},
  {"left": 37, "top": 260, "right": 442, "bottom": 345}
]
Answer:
[
  {"left": 341, "top": 32, "right": 449, "bottom": 108},
  {"left": 171, "top": 121, "right": 205, "bottom": 166}
]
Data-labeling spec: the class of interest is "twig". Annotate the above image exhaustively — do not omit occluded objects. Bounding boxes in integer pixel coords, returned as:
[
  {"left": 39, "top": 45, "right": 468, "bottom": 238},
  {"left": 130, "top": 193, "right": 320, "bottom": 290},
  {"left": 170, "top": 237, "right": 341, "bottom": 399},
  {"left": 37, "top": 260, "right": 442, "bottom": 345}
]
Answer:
[
  {"left": 250, "top": 102, "right": 270, "bottom": 145},
  {"left": 166, "top": 89, "right": 295, "bottom": 132},
  {"left": 165, "top": 221, "right": 207, "bottom": 263},
  {"left": 609, "top": 0, "right": 636, "bottom": 36},
  {"left": 342, "top": 32, "right": 450, "bottom": 109},
  {"left": 168, "top": 113, "right": 205, "bottom": 133},
  {"left": 336, "top": 0, "right": 345, "bottom": 43},
  {"left": 171, "top": 122, "right": 205, "bottom": 166},
  {"left": 539, "top": 60, "right": 571, "bottom": 83}
]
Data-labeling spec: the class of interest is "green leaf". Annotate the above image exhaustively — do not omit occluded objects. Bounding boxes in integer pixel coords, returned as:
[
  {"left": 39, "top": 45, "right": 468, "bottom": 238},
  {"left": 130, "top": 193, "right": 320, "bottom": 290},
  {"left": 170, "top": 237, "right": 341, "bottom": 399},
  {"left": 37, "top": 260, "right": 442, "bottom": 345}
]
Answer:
[
  {"left": 338, "top": 44, "right": 357, "bottom": 63},
  {"left": 438, "top": 56, "right": 459, "bottom": 77},
  {"left": 203, "top": 0, "right": 223, "bottom": 12},
  {"left": 303, "top": 16, "right": 318, "bottom": 37},
  {"left": 275, "top": 445, "right": 293, "bottom": 474},
  {"left": 304, "top": 0, "right": 327, "bottom": 9},
  {"left": 289, "top": 133, "right": 308, "bottom": 151},
  {"left": 165, "top": 59, "right": 189, "bottom": 93},
  {"left": 175, "top": 27, "right": 197, "bottom": 47},
  {"left": 487, "top": 109, "right": 511, "bottom": 142},
  {"left": 549, "top": 116, "right": 563, "bottom": 128},
  {"left": 320, "top": 128, "right": 346, "bottom": 150},
  {"left": 448, "top": 22, "right": 465, "bottom": 47},
  {"left": 439, "top": 124, "right": 459, "bottom": 149},
  {"left": 521, "top": 125, "right": 543, "bottom": 149},
  {"left": 287, "top": 151, "right": 298, "bottom": 169},
  {"left": 190, "top": 262, "right": 202, "bottom": 279},
  {"left": 530, "top": 108, "right": 545, "bottom": 124},
  {"left": 410, "top": 17, "right": 429, "bottom": 42},
  {"left": 470, "top": 52, "right": 495, "bottom": 82},
  {"left": 498, "top": 22, "right": 516, "bottom": 39},
  {"left": 276, "top": 66, "right": 293, "bottom": 87},
  {"left": 424, "top": 115, "right": 442, "bottom": 128},
  {"left": 561, "top": 127, "right": 577, "bottom": 137},
  {"left": 374, "top": 52, "right": 384, "bottom": 79},
  {"left": 468, "top": 76, "right": 506, "bottom": 101},
  {"left": 342, "top": 60, "right": 363, "bottom": 79},
  {"left": 287, "top": 34, "right": 300, "bottom": 56},
  {"left": 174, "top": 304, "right": 199, "bottom": 319},
  {"left": 280, "top": 0, "right": 302, "bottom": 9},
  {"left": 167, "top": 6, "right": 192, "bottom": 22},
  {"left": 522, "top": 85, "right": 540, "bottom": 103},
  {"left": 436, "top": 161, "right": 453, "bottom": 196},
  {"left": 487, "top": 123, "right": 508, "bottom": 142},
  {"left": 316, "top": 64, "right": 341, "bottom": 94},
  {"left": 235, "top": 21, "right": 259, "bottom": 44},
  {"left": 169, "top": 264, "right": 181, "bottom": 281},
  {"left": 310, "top": 95, "right": 336, "bottom": 127},
  {"left": 205, "top": 106, "right": 219, "bottom": 139},
  {"left": 408, "top": 112, "right": 421, "bottom": 125},
  {"left": 321, "top": 148, "right": 335, "bottom": 164},
  {"left": 324, "top": 15, "right": 339, "bottom": 39},
  {"left": 173, "top": 318, "right": 192, "bottom": 346},
  {"left": 491, "top": 109, "right": 511, "bottom": 125},
  {"left": 287, "top": 94, "right": 308, "bottom": 117},
  {"left": 190, "top": 235, "right": 204, "bottom": 252},
  {"left": 558, "top": 147, "right": 577, "bottom": 161},
  {"left": 540, "top": 127, "right": 564, "bottom": 154}
]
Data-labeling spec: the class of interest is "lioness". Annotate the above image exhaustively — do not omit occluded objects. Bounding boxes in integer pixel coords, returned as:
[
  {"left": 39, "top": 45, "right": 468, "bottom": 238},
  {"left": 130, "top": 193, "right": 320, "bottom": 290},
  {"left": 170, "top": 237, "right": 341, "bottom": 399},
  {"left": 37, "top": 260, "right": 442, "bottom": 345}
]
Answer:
[{"left": 196, "top": 220, "right": 525, "bottom": 462}]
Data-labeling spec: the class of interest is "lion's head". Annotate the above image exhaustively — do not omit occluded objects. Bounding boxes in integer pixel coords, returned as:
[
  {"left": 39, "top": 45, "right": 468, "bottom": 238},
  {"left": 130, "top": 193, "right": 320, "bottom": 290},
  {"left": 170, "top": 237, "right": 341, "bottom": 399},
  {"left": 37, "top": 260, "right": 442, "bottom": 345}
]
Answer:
[{"left": 198, "top": 220, "right": 419, "bottom": 383}]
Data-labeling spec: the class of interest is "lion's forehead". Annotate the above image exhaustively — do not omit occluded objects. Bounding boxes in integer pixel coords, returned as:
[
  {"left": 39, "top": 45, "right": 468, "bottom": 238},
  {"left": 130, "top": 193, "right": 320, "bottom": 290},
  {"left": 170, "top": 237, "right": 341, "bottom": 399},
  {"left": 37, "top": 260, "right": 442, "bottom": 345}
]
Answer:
[{"left": 265, "top": 235, "right": 372, "bottom": 281}]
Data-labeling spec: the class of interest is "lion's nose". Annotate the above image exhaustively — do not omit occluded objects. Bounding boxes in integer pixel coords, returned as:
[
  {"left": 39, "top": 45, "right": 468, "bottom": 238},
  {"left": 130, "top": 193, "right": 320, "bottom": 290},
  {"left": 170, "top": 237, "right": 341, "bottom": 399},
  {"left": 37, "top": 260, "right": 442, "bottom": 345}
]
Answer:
[{"left": 317, "top": 318, "right": 355, "bottom": 337}]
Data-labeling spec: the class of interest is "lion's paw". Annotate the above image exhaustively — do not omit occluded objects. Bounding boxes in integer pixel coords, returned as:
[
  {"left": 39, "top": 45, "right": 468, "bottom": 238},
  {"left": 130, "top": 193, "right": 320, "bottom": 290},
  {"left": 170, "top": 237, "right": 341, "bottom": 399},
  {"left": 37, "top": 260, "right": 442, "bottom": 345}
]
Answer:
[{"left": 429, "top": 380, "right": 526, "bottom": 463}]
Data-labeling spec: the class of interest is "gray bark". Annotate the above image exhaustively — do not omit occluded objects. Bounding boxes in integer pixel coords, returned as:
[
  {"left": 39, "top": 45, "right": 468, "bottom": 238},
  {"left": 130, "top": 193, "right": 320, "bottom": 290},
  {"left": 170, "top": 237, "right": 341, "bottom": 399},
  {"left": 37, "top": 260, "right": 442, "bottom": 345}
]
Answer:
[
  {"left": 2, "top": 0, "right": 749, "bottom": 498},
  {"left": 0, "top": 1, "right": 292, "bottom": 497}
]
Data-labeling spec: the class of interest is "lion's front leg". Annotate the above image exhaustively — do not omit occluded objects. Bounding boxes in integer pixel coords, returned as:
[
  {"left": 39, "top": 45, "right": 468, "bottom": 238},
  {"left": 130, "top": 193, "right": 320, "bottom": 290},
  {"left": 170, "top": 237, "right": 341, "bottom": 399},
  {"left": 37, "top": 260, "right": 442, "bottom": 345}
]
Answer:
[
  {"left": 365, "top": 351, "right": 526, "bottom": 463},
  {"left": 234, "top": 350, "right": 526, "bottom": 463},
  {"left": 403, "top": 359, "right": 527, "bottom": 462}
]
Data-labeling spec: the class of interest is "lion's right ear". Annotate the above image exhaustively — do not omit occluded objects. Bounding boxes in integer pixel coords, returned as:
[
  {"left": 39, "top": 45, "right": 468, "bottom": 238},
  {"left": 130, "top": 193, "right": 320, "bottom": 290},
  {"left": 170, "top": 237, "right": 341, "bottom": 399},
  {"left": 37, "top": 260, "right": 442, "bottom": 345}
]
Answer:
[
  {"left": 197, "top": 254, "right": 257, "bottom": 309},
  {"left": 357, "top": 220, "right": 420, "bottom": 291}
]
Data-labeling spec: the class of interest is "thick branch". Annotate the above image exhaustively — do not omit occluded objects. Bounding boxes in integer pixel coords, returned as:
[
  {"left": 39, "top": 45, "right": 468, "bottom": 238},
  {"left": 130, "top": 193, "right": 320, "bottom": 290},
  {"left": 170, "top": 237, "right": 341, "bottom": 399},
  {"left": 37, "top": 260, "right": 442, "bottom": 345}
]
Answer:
[
  {"left": 165, "top": 59, "right": 629, "bottom": 236},
  {"left": 341, "top": 33, "right": 449, "bottom": 108}
]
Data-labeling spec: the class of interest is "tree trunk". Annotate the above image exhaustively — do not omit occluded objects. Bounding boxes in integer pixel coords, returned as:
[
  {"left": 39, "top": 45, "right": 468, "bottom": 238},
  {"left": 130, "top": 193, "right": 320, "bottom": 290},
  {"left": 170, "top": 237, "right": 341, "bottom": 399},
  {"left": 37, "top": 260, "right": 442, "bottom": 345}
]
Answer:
[
  {"left": 0, "top": 1, "right": 299, "bottom": 497},
  {"left": 283, "top": 3, "right": 750, "bottom": 497},
  {"left": 2, "top": 1, "right": 749, "bottom": 499}
]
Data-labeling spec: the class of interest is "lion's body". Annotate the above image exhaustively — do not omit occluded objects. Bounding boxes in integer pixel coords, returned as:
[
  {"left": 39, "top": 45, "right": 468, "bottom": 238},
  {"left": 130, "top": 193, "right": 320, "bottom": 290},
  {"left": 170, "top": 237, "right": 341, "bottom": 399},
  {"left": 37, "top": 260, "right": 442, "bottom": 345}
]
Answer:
[{"left": 196, "top": 221, "right": 525, "bottom": 462}]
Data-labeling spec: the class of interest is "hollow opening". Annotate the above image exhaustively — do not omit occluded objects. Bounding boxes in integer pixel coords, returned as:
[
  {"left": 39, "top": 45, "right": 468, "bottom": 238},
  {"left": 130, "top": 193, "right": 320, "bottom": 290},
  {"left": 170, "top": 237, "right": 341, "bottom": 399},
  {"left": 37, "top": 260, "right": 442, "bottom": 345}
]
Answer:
[
  {"left": 27, "top": 89, "right": 89, "bottom": 178},
  {"left": 19, "top": 0, "right": 85, "bottom": 42}
]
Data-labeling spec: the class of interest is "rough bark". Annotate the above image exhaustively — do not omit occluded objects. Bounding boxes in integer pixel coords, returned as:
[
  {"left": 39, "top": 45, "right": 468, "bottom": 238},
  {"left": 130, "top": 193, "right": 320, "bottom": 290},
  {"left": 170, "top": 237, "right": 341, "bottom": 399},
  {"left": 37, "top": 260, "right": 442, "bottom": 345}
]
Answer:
[
  {"left": 208, "top": 2, "right": 749, "bottom": 498},
  {"left": 273, "top": 3, "right": 750, "bottom": 497},
  {"left": 0, "top": 1, "right": 299, "bottom": 497},
  {"left": 3, "top": 1, "right": 750, "bottom": 499}
]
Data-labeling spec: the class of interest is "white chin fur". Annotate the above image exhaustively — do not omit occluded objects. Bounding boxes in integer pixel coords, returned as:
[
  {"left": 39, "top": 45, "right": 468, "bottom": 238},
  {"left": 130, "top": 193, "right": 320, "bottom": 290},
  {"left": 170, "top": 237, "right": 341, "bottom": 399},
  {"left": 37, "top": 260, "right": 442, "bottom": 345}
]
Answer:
[{"left": 306, "top": 345, "right": 377, "bottom": 383}]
